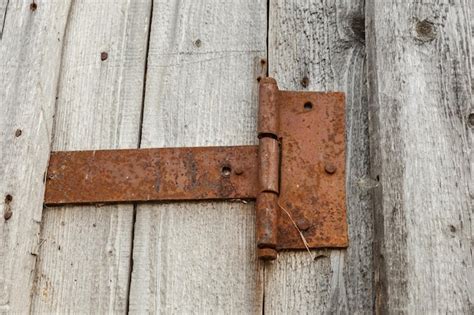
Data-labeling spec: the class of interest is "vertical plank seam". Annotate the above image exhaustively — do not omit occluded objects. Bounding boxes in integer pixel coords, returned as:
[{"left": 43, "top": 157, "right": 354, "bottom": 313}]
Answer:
[
  {"left": 125, "top": 0, "right": 154, "bottom": 313},
  {"left": 0, "top": 0, "right": 9, "bottom": 40},
  {"left": 29, "top": 2, "right": 74, "bottom": 313},
  {"left": 265, "top": 0, "right": 270, "bottom": 76},
  {"left": 47, "top": 1, "right": 74, "bottom": 152}
]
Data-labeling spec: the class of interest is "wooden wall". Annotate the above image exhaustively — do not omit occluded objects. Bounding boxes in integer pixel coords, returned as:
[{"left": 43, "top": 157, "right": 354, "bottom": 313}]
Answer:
[{"left": 0, "top": 0, "right": 471, "bottom": 313}]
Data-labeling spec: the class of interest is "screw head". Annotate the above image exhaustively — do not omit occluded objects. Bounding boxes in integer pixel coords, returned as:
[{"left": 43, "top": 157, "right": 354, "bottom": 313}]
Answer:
[
  {"left": 324, "top": 163, "right": 337, "bottom": 174},
  {"left": 296, "top": 218, "right": 311, "bottom": 231},
  {"left": 301, "top": 76, "right": 310, "bottom": 88}
]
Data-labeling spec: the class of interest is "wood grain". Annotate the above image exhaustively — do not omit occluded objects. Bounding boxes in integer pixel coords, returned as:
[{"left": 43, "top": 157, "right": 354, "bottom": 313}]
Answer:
[
  {"left": 0, "top": 2, "right": 70, "bottom": 313},
  {"left": 31, "top": 1, "right": 151, "bottom": 313},
  {"left": 128, "top": 0, "right": 267, "bottom": 313},
  {"left": 366, "top": 0, "right": 472, "bottom": 313},
  {"left": 265, "top": 1, "right": 373, "bottom": 313}
]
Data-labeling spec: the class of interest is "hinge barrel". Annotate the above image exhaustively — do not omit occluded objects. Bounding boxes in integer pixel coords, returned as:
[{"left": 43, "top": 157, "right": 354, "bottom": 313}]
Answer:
[
  {"left": 256, "top": 79, "right": 281, "bottom": 260},
  {"left": 257, "top": 77, "right": 279, "bottom": 136}
]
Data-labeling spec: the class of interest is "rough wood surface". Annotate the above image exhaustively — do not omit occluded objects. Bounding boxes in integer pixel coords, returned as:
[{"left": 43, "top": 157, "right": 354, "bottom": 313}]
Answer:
[
  {"left": 366, "top": 0, "right": 472, "bottom": 313},
  {"left": 0, "top": 2, "right": 69, "bottom": 313},
  {"left": 265, "top": 1, "right": 373, "bottom": 313},
  {"left": 31, "top": 1, "right": 151, "bottom": 313},
  {"left": 2, "top": 1, "right": 471, "bottom": 313},
  {"left": 128, "top": 1, "right": 266, "bottom": 313}
]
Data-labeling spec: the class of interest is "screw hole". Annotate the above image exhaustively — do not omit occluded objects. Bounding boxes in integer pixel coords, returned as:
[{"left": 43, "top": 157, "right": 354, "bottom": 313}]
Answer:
[
  {"left": 221, "top": 166, "right": 231, "bottom": 177},
  {"left": 5, "top": 194, "right": 12, "bottom": 203},
  {"left": 468, "top": 113, "right": 474, "bottom": 127},
  {"left": 304, "top": 102, "right": 313, "bottom": 110}
]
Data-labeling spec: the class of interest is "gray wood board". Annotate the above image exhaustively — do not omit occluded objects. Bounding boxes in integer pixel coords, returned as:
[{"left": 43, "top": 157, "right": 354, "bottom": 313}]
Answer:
[
  {"left": 128, "top": 0, "right": 267, "bottom": 313},
  {"left": 31, "top": 1, "right": 151, "bottom": 313},
  {"left": 0, "top": 2, "right": 70, "bottom": 313},
  {"left": 366, "top": 0, "right": 472, "bottom": 313},
  {"left": 265, "top": 0, "right": 373, "bottom": 313}
]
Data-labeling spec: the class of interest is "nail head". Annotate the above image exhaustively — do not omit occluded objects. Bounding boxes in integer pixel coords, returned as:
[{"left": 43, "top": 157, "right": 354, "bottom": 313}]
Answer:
[{"left": 324, "top": 163, "right": 337, "bottom": 174}]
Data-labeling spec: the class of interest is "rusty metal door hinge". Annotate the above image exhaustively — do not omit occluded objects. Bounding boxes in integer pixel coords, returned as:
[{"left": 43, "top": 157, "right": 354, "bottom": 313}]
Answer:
[{"left": 44, "top": 77, "right": 348, "bottom": 260}]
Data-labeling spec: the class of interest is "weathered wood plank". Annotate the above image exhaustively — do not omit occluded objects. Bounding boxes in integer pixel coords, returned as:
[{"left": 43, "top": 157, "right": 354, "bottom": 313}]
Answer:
[
  {"left": 0, "top": 1, "right": 70, "bottom": 313},
  {"left": 128, "top": 0, "right": 266, "bottom": 313},
  {"left": 265, "top": 0, "right": 373, "bottom": 313},
  {"left": 366, "top": 0, "right": 472, "bottom": 313},
  {"left": 31, "top": 1, "right": 151, "bottom": 313}
]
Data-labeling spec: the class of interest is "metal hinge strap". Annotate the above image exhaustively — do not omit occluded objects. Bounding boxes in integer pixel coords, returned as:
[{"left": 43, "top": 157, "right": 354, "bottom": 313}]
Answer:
[{"left": 43, "top": 77, "right": 348, "bottom": 261}]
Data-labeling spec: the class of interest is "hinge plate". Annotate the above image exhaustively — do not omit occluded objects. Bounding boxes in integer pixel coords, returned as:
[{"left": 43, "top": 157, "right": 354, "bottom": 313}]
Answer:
[
  {"left": 44, "top": 78, "right": 347, "bottom": 254},
  {"left": 276, "top": 90, "right": 347, "bottom": 250}
]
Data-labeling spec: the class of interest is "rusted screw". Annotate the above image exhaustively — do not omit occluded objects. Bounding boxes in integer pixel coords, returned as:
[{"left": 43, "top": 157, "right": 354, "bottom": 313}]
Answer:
[
  {"left": 324, "top": 163, "right": 337, "bottom": 174},
  {"left": 234, "top": 168, "right": 244, "bottom": 175},
  {"left": 100, "top": 52, "right": 108, "bottom": 61},
  {"left": 301, "top": 76, "right": 310, "bottom": 88},
  {"left": 258, "top": 248, "right": 277, "bottom": 260},
  {"left": 296, "top": 218, "right": 311, "bottom": 231}
]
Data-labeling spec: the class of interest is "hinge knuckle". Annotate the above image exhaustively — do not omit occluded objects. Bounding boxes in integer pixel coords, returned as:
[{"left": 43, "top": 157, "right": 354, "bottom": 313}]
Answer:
[
  {"left": 256, "top": 137, "right": 280, "bottom": 256},
  {"left": 258, "top": 77, "right": 279, "bottom": 137},
  {"left": 256, "top": 78, "right": 281, "bottom": 260},
  {"left": 258, "top": 137, "right": 280, "bottom": 193},
  {"left": 255, "top": 192, "right": 279, "bottom": 250}
]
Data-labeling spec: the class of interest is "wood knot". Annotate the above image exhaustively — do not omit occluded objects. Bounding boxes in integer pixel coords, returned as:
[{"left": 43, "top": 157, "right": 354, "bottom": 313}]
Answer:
[
  {"left": 4, "top": 194, "right": 13, "bottom": 221},
  {"left": 350, "top": 16, "right": 365, "bottom": 42},
  {"left": 415, "top": 19, "right": 436, "bottom": 42},
  {"left": 468, "top": 113, "right": 474, "bottom": 128}
]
